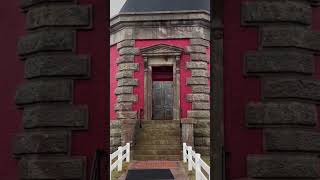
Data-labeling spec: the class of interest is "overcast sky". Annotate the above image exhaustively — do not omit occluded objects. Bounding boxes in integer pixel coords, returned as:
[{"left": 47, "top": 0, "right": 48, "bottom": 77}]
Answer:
[{"left": 110, "top": 0, "right": 127, "bottom": 17}]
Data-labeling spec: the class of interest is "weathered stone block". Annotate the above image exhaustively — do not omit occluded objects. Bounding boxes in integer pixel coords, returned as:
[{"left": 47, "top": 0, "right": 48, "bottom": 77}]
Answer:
[
  {"left": 190, "top": 39, "right": 210, "bottom": 47},
  {"left": 245, "top": 51, "right": 314, "bottom": 75},
  {"left": 263, "top": 78, "right": 320, "bottom": 102},
  {"left": 110, "top": 120, "right": 121, "bottom": 128},
  {"left": 187, "top": 77, "right": 208, "bottom": 85},
  {"left": 110, "top": 128, "right": 121, "bottom": 137},
  {"left": 19, "top": 158, "right": 85, "bottom": 179},
  {"left": 117, "top": 111, "right": 137, "bottom": 119},
  {"left": 192, "top": 102, "right": 210, "bottom": 110},
  {"left": 264, "top": 129, "right": 320, "bottom": 152},
  {"left": 117, "top": 78, "right": 138, "bottom": 87},
  {"left": 116, "top": 71, "right": 133, "bottom": 80},
  {"left": 194, "top": 137, "right": 210, "bottom": 146},
  {"left": 25, "top": 55, "right": 90, "bottom": 79},
  {"left": 118, "top": 63, "right": 139, "bottom": 71},
  {"left": 188, "top": 110, "right": 210, "bottom": 118},
  {"left": 242, "top": 1, "right": 312, "bottom": 25},
  {"left": 16, "top": 80, "right": 73, "bottom": 105},
  {"left": 114, "top": 103, "right": 133, "bottom": 111},
  {"left": 18, "top": 30, "right": 74, "bottom": 56},
  {"left": 111, "top": 137, "right": 121, "bottom": 146},
  {"left": 190, "top": 53, "right": 209, "bottom": 62},
  {"left": 186, "top": 61, "right": 208, "bottom": 69},
  {"left": 261, "top": 26, "right": 320, "bottom": 52},
  {"left": 23, "top": 105, "right": 88, "bottom": 129},
  {"left": 118, "top": 47, "right": 139, "bottom": 56},
  {"left": 194, "top": 146, "right": 210, "bottom": 156},
  {"left": 116, "top": 55, "right": 135, "bottom": 64},
  {"left": 115, "top": 87, "right": 133, "bottom": 95},
  {"left": 194, "top": 120, "right": 210, "bottom": 129},
  {"left": 194, "top": 128, "right": 210, "bottom": 137},
  {"left": 117, "top": 95, "right": 138, "bottom": 102},
  {"left": 182, "top": 123, "right": 194, "bottom": 147},
  {"left": 247, "top": 155, "right": 320, "bottom": 178},
  {"left": 187, "top": 94, "right": 210, "bottom": 102},
  {"left": 246, "top": 102, "right": 316, "bottom": 127},
  {"left": 192, "top": 86, "right": 210, "bottom": 94},
  {"left": 186, "top": 45, "right": 207, "bottom": 54},
  {"left": 191, "top": 70, "right": 209, "bottom": 77},
  {"left": 13, "top": 131, "right": 69, "bottom": 155},
  {"left": 21, "top": 0, "right": 73, "bottom": 9},
  {"left": 27, "top": 5, "right": 91, "bottom": 29},
  {"left": 117, "top": 40, "right": 135, "bottom": 50}
]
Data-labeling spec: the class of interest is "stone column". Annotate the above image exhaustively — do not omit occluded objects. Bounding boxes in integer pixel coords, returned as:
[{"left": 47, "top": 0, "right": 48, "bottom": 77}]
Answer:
[{"left": 181, "top": 118, "right": 196, "bottom": 147}]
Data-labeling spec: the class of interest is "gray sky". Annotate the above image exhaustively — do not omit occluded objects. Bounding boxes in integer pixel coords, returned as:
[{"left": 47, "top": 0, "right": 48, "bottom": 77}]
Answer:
[{"left": 110, "top": 0, "right": 127, "bottom": 17}]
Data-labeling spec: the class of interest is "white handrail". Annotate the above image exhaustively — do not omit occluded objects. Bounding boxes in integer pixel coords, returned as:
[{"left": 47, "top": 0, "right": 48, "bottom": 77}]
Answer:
[
  {"left": 183, "top": 143, "right": 210, "bottom": 180},
  {"left": 110, "top": 143, "right": 130, "bottom": 180}
]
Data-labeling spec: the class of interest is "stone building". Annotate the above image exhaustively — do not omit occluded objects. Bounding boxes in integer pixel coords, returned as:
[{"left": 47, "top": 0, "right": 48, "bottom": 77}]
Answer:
[{"left": 110, "top": 0, "right": 211, "bottom": 160}]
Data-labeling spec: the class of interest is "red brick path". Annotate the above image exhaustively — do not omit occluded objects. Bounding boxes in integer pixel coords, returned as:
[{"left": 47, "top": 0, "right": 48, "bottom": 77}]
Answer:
[{"left": 130, "top": 161, "right": 179, "bottom": 169}]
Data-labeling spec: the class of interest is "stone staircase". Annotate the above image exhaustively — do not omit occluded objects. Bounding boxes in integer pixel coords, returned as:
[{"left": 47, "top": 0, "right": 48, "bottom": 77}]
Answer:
[{"left": 133, "top": 120, "right": 182, "bottom": 161}]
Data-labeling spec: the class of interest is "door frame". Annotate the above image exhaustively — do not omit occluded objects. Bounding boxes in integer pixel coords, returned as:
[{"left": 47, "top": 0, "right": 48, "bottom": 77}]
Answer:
[{"left": 140, "top": 44, "right": 184, "bottom": 121}]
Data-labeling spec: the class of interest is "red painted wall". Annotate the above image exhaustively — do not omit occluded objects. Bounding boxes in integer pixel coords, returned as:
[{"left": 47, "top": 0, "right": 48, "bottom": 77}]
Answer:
[
  {"left": 0, "top": 1, "right": 25, "bottom": 179},
  {"left": 224, "top": 0, "right": 263, "bottom": 179}
]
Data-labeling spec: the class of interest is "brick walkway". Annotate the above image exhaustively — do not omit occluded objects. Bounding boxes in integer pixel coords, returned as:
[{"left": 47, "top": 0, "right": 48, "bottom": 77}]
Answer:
[{"left": 118, "top": 161, "right": 189, "bottom": 180}]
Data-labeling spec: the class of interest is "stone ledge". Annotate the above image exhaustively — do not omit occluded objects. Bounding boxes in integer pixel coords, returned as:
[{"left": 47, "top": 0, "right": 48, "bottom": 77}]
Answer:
[
  {"left": 246, "top": 102, "right": 316, "bottom": 127},
  {"left": 18, "top": 157, "right": 85, "bottom": 179},
  {"left": 186, "top": 61, "right": 208, "bottom": 70},
  {"left": 187, "top": 77, "right": 209, "bottom": 85},
  {"left": 190, "top": 39, "right": 210, "bottom": 47},
  {"left": 188, "top": 110, "right": 210, "bottom": 118},
  {"left": 262, "top": 78, "right": 320, "bottom": 102},
  {"left": 13, "top": 131, "right": 69, "bottom": 155},
  {"left": 118, "top": 47, "right": 139, "bottom": 56},
  {"left": 186, "top": 45, "right": 207, "bottom": 54},
  {"left": 117, "top": 94, "right": 138, "bottom": 103},
  {"left": 118, "top": 63, "right": 139, "bottom": 71},
  {"left": 187, "top": 94, "right": 210, "bottom": 102},
  {"left": 264, "top": 129, "right": 320, "bottom": 152},
  {"left": 117, "top": 78, "right": 138, "bottom": 87},
  {"left": 25, "top": 55, "right": 90, "bottom": 79},
  {"left": 242, "top": 1, "right": 312, "bottom": 26},
  {"left": 114, "top": 103, "right": 133, "bottom": 111},
  {"left": 245, "top": 51, "right": 314, "bottom": 75},
  {"left": 16, "top": 80, "right": 73, "bottom": 105},
  {"left": 117, "top": 40, "right": 135, "bottom": 50},
  {"left": 247, "top": 155, "right": 320, "bottom": 178},
  {"left": 18, "top": 30, "right": 75, "bottom": 56},
  {"left": 26, "top": 5, "right": 92, "bottom": 30},
  {"left": 23, "top": 104, "right": 88, "bottom": 129},
  {"left": 261, "top": 26, "right": 320, "bottom": 52},
  {"left": 21, "top": 0, "right": 74, "bottom": 9},
  {"left": 115, "top": 87, "right": 133, "bottom": 95}
]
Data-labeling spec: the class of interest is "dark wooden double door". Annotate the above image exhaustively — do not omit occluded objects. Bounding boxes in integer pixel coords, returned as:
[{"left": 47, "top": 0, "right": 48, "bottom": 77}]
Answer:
[{"left": 152, "top": 81, "right": 173, "bottom": 120}]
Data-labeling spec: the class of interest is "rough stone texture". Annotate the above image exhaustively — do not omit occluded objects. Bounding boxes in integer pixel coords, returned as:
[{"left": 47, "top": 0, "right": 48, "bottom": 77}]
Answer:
[
  {"left": 190, "top": 53, "right": 209, "bottom": 62},
  {"left": 117, "top": 94, "right": 138, "bottom": 102},
  {"left": 116, "top": 111, "right": 137, "bottom": 119},
  {"left": 192, "top": 86, "right": 210, "bottom": 94},
  {"left": 242, "top": 1, "right": 312, "bottom": 25},
  {"left": 110, "top": 120, "right": 121, "bottom": 152},
  {"left": 21, "top": 0, "right": 73, "bottom": 9},
  {"left": 188, "top": 110, "right": 210, "bottom": 118},
  {"left": 116, "top": 55, "right": 135, "bottom": 64},
  {"left": 182, "top": 122, "right": 194, "bottom": 147},
  {"left": 247, "top": 155, "right": 320, "bottom": 178},
  {"left": 16, "top": 80, "right": 73, "bottom": 105},
  {"left": 194, "top": 128, "right": 210, "bottom": 137},
  {"left": 263, "top": 78, "right": 320, "bottom": 102},
  {"left": 13, "top": 132, "right": 69, "bottom": 155},
  {"left": 192, "top": 102, "right": 210, "bottom": 110},
  {"left": 187, "top": 77, "right": 208, "bottom": 85},
  {"left": 116, "top": 71, "right": 133, "bottom": 80},
  {"left": 194, "top": 137, "right": 210, "bottom": 146},
  {"left": 191, "top": 70, "right": 209, "bottom": 77},
  {"left": 264, "top": 129, "right": 320, "bottom": 152},
  {"left": 118, "top": 47, "right": 139, "bottom": 56},
  {"left": 114, "top": 103, "right": 133, "bottom": 111},
  {"left": 18, "top": 30, "right": 75, "bottom": 56},
  {"left": 194, "top": 120, "right": 210, "bottom": 129},
  {"left": 245, "top": 51, "right": 314, "bottom": 75},
  {"left": 23, "top": 105, "right": 87, "bottom": 129},
  {"left": 186, "top": 61, "right": 208, "bottom": 69},
  {"left": 195, "top": 146, "right": 210, "bottom": 156},
  {"left": 111, "top": 137, "right": 121, "bottom": 146},
  {"left": 19, "top": 158, "right": 85, "bottom": 179},
  {"left": 187, "top": 94, "right": 210, "bottom": 102},
  {"left": 190, "top": 39, "right": 210, "bottom": 47},
  {"left": 261, "top": 26, "right": 320, "bottom": 52},
  {"left": 27, "top": 5, "right": 91, "bottom": 29},
  {"left": 25, "top": 55, "right": 90, "bottom": 79},
  {"left": 115, "top": 87, "right": 133, "bottom": 95},
  {"left": 246, "top": 102, "right": 316, "bottom": 127},
  {"left": 117, "top": 40, "right": 135, "bottom": 50},
  {"left": 186, "top": 45, "right": 207, "bottom": 54},
  {"left": 118, "top": 63, "right": 139, "bottom": 71},
  {"left": 117, "top": 78, "right": 138, "bottom": 87}
]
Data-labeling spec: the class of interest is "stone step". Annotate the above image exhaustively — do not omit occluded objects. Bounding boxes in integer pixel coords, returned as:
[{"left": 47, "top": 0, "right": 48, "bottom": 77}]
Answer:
[
  {"left": 133, "top": 155, "right": 181, "bottom": 161},
  {"left": 136, "top": 139, "right": 181, "bottom": 145},
  {"left": 134, "top": 149, "right": 181, "bottom": 155},
  {"left": 134, "top": 145, "right": 181, "bottom": 150},
  {"left": 142, "top": 120, "right": 180, "bottom": 124},
  {"left": 136, "top": 131, "right": 181, "bottom": 137},
  {"left": 136, "top": 134, "right": 180, "bottom": 141},
  {"left": 141, "top": 123, "right": 180, "bottom": 129}
]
